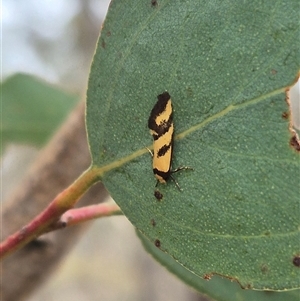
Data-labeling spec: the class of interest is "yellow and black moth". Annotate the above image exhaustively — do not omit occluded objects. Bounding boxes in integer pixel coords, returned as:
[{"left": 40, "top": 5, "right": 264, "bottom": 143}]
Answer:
[{"left": 148, "top": 91, "right": 191, "bottom": 190}]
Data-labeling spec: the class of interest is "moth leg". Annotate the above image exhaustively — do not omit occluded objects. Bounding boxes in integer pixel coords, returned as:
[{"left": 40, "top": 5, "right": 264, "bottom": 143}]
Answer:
[
  {"left": 169, "top": 175, "right": 182, "bottom": 191},
  {"left": 170, "top": 166, "right": 194, "bottom": 191},
  {"left": 171, "top": 166, "right": 194, "bottom": 173}
]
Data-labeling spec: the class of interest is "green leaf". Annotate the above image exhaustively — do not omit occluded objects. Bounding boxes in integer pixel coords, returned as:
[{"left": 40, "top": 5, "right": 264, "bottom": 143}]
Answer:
[
  {"left": 86, "top": 0, "right": 300, "bottom": 291},
  {"left": 138, "top": 230, "right": 300, "bottom": 301},
  {"left": 1, "top": 73, "right": 78, "bottom": 149}
]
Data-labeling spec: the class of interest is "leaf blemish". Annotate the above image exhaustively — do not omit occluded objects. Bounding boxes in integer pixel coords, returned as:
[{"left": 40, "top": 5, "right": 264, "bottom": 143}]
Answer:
[
  {"left": 203, "top": 273, "right": 212, "bottom": 280},
  {"left": 151, "top": 0, "right": 158, "bottom": 7},
  {"left": 289, "top": 135, "right": 300, "bottom": 152},
  {"left": 281, "top": 111, "right": 289, "bottom": 119},
  {"left": 245, "top": 283, "right": 253, "bottom": 290},
  {"left": 154, "top": 190, "right": 163, "bottom": 200},
  {"left": 154, "top": 239, "right": 161, "bottom": 248},
  {"left": 292, "top": 255, "right": 300, "bottom": 267},
  {"left": 260, "top": 264, "right": 269, "bottom": 274},
  {"left": 151, "top": 219, "right": 156, "bottom": 226}
]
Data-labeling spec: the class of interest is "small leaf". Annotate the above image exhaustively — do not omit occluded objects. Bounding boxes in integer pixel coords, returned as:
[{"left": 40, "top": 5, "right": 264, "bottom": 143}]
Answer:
[
  {"left": 86, "top": 0, "right": 300, "bottom": 290},
  {"left": 1, "top": 73, "right": 78, "bottom": 149}
]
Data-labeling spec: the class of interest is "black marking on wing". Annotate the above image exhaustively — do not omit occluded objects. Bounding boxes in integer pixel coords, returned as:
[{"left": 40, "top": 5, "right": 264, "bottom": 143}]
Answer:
[
  {"left": 150, "top": 115, "right": 173, "bottom": 139},
  {"left": 148, "top": 92, "right": 172, "bottom": 135},
  {"left": 157, "top": 142, "right": 172, "bottom": 157},
  {"left": 153, "top": 168, "right": 171, "bottom": 181}
]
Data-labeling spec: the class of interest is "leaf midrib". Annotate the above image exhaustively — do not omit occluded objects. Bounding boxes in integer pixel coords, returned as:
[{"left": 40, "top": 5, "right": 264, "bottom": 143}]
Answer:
[{"left": 93, "top": 86, "right": 289, "bottom": 174}]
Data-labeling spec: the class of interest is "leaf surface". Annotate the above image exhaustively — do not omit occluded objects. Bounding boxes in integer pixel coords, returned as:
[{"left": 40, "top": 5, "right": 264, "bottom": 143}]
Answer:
[
  {"left": 86, "top": 0, "right": 300, "bottom": 290},
  {"left": 1, "top": 73, "right": 78, "bottom": 149},
  {"left": 139, "top": 231, "right": 300, "bottom": 300}
]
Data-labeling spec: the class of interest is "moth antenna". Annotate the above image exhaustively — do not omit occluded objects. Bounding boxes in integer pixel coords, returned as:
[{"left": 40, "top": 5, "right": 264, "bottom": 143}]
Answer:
[{"left": 146, "top": 147, "right": 153, "bottom": 157}]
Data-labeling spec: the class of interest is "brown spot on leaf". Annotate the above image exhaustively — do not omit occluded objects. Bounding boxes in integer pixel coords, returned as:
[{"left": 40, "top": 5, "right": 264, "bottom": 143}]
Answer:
[
  {"left": 290, "top": 135, "right": 300, "bottom": 152},
  {"left": 293, "top": 255, "right": 300, "bottom": 267},
  {"left": 271, "top": 69, "right": 277, "bottom": 75},
  {"left": 203, "top": 274, "right": 212, "bottom": 280},
  {"left": 154, "top": 239, "right": 161, "bottom": 248},
  {"left": 106, "top": 31, "right": 111, "bottom": 37},
  {"left": 151, "top": 219, "right": 156, "bottom": 226},
  {"left": 101, "top": 39, "right": 106, "bottom": 49},
  {"left": 244, "top": 283, "right": 253, "bottom": 289},
  {"left": 154, "top": 190, "right": 163, "bottom": 200},
  {"left": 151, "top": 0, "right": 158, "bottom": 7},
  {"left": 282, "top": 111, "right": 289, "bottom": 119},
  {"left": 261, "top": 264, "right": 268, "bottom": 274}
]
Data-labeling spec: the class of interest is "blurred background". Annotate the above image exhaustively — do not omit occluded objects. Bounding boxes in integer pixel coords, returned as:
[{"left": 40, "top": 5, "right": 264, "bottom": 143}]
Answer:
[
  {"left": 1, "top": 1, "right": 204, "bottom": 300},
  {"left": 2, "top": 1, "right": 299, "bottom": 301}
]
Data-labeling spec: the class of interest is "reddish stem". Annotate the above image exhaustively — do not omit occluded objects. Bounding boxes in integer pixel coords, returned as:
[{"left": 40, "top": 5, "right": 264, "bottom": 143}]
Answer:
[
  {"left": 50, "top": 203, "right": 122, "bottom": 230},
  {"left": 0, "top": 166, "right": 100, "bottom": 259}
]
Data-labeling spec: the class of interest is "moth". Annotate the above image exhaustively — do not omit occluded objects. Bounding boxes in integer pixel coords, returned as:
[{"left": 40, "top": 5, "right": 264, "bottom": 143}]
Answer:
[{"left": 148, "top": 92, "right": 192, "bottom": 190}]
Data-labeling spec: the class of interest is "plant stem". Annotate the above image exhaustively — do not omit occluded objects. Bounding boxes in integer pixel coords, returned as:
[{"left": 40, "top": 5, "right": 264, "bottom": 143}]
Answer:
[{"left": 0, "top": 166, "right": 100, "bottom": 260}]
